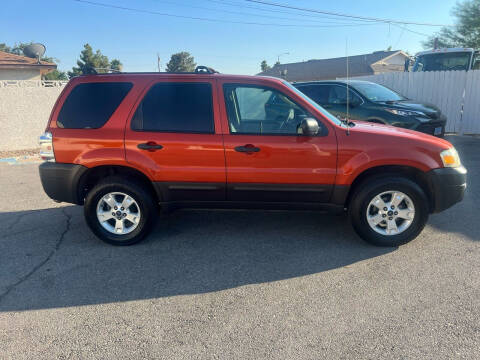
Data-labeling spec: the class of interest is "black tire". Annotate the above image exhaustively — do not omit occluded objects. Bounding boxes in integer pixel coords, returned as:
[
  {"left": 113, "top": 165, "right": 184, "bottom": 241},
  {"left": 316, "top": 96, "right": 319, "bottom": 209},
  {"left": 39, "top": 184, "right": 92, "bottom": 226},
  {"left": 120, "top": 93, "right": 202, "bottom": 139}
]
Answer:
[
  {"left": 348, "top": 176, "right": 429, "bottom": 247},
  {"left": 84, "top": 176, "right": 158, "bottom": 246}
]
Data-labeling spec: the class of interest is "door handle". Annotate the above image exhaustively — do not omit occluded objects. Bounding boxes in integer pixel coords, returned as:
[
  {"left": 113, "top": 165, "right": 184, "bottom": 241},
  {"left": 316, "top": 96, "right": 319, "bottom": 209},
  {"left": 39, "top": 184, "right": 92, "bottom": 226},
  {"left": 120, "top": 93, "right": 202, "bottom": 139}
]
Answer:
[
  {"left": 234, "top": 144, "right": 261, "bottom": 153},
  {"left": 137, "top": 142, "right": 164, "bottom": 151}
]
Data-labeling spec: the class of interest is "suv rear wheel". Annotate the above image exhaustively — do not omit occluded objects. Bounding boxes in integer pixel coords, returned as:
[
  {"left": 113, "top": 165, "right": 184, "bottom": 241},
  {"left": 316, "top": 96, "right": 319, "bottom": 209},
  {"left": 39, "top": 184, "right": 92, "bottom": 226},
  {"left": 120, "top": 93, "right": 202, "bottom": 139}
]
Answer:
[
  {"left": 348, "top": 176, "right": 429, "bottom": 247},
  {"left": 84, "top": 176, "right": 158, "bottom": 245}
]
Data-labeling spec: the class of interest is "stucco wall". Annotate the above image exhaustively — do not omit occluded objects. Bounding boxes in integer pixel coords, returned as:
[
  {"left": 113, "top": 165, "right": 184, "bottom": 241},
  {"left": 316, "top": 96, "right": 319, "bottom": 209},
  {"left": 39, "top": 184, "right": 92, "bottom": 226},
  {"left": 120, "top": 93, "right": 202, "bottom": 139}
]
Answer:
[
  {"left": 0, "top": 68, "right": 41, "bottom": 80},
  {"left": 0, "top": 86, "right": 63, "bottom": 151}
]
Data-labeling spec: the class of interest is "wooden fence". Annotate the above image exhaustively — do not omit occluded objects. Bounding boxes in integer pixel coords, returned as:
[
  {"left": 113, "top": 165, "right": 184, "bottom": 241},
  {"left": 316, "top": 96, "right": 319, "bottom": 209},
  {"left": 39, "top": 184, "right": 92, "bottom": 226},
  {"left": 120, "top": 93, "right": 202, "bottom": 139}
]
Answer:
[{"left": 346, "top": 70, "right": 480, "bottom": 134}]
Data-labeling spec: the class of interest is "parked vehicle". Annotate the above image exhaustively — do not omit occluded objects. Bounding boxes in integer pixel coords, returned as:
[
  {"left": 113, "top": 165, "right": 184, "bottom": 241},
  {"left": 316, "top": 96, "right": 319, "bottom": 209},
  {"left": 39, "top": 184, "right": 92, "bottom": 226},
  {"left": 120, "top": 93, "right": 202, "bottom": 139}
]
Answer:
[
  {"left": 408, "top": 48, "right": 480, "bottom": 72},
  {"left": 295, "top": 80, "right": 447, "bottom": 137},
  {"left": 39, "top": 68, "right": 466, "bottom": 247}
]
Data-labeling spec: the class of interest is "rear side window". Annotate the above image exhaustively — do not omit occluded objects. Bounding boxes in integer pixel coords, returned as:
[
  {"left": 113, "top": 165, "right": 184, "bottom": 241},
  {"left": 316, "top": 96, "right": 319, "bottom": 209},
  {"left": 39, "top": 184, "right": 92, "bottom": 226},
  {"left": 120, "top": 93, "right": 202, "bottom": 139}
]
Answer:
[
  {"left": 297, "top": 85, "right": 330, "bottom": 105},
  {"left": 57, "top": 82, "right": 132, "bottom": 129},
  {"left": 131, "top": 82, "right": 214, "bottom": 133}
]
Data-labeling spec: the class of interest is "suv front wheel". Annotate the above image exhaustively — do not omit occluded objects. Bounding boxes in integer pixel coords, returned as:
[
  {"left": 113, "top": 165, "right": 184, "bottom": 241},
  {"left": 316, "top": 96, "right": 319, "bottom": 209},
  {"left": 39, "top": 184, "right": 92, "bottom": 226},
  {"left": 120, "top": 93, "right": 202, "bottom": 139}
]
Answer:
[
  {"left": 84, "top": 176, "right": 158, "bottom": 245},
  {"left": 348, "top": 176, "right": 429, "bottom": 247}
]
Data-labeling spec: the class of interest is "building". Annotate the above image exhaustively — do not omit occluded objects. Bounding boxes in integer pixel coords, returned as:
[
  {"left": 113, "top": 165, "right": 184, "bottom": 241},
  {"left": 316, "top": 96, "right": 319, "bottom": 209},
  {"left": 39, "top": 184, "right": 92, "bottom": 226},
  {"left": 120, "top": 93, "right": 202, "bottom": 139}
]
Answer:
[
  {"left": 0, "top": 51, "right": 57, "bottom": 80},
  {"left": 259, "top": 50, "right": 409, "bottom": 82}
]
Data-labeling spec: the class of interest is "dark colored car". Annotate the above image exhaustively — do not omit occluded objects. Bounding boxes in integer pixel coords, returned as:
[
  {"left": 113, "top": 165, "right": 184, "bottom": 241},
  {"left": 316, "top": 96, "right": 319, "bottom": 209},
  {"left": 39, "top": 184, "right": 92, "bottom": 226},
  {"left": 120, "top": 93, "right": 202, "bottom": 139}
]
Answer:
[{"left": 294, "top": 80, "right": 447, "bottom": 137}]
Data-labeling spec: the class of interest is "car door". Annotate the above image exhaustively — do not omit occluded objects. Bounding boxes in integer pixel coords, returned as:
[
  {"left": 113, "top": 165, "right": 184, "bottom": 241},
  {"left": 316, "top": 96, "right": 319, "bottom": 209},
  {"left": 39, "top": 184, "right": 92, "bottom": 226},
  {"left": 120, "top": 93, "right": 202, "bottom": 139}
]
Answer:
[
  {"left": 218, "top": 80, "right": 337, "bottom": 203},
  {"left": 124, "top": 78, "right": 226, "bottom": 202}
]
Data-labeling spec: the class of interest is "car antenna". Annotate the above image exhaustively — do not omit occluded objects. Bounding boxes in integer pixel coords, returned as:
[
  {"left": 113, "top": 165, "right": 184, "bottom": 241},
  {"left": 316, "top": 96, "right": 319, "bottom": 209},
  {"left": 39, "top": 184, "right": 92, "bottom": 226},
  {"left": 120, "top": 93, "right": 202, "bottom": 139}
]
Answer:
[{"left": 345, "top": 38, "right": 350, "bottom": 136}]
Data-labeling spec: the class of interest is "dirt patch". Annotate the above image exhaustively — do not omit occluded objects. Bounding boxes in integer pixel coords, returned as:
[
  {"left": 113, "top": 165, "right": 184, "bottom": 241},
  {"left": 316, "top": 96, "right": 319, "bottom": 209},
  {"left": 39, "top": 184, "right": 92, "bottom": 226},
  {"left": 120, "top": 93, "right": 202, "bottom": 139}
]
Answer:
[{"left": 0, "top": 148, "right": 39, "bottom": 158}]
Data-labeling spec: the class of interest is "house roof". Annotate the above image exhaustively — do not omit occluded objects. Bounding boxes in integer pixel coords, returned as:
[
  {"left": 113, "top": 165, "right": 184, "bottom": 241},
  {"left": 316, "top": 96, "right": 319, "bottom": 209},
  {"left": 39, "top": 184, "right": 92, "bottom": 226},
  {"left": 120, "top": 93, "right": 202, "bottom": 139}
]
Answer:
[
  {"left": 0, "top": 51, "right": 57, "bottom": 69},
  {"left": 259, "top": 50, "right": 407, "bottom": 81}
]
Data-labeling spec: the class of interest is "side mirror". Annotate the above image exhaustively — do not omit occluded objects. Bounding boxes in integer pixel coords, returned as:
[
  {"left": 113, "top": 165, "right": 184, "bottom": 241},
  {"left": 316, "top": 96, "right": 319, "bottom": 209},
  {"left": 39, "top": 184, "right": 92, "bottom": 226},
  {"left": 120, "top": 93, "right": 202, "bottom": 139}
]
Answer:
[{"left": 298, "top": 118, "right": 319, "bottom": 136}]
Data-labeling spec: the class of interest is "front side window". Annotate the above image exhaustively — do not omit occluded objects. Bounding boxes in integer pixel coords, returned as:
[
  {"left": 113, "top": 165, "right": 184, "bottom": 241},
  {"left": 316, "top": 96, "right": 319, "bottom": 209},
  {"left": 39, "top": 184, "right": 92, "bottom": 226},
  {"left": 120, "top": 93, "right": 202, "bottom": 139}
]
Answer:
[
  {"left": 131, "top": 82, "right": 214, "bottom": 133},
  {"left": 326, "top": 85, "right": 363, "bottom": 106},
  {"left": 58, "top": 82, "right": 132, "bottom": 129},
  {"left": 223, "top": 84, "right": 314, "bottom": 135},
  {"left": 472, "top": 52, "right": 480, "bottom": 70}
]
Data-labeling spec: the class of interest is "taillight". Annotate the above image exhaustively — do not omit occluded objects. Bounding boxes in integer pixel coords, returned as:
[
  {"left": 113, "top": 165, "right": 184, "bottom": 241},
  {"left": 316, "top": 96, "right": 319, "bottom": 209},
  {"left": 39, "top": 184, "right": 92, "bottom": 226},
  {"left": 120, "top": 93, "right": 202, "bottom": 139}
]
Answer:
[{"left": 39, "top": 132, "right": 55, "bottom": 162}]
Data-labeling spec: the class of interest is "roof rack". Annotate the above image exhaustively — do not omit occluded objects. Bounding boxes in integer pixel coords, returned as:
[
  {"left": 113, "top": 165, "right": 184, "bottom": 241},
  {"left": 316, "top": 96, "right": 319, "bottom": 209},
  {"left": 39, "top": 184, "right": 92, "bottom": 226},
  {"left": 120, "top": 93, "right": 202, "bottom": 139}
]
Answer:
[
  {"left": 93, "top": 67, "right": 122, "bottom": 74},
  {"left": 77, "top": 65, "right": 219, "bottom": 76},
  {"left": 194, "top": 66, "right": 219, "bottom": 74}
]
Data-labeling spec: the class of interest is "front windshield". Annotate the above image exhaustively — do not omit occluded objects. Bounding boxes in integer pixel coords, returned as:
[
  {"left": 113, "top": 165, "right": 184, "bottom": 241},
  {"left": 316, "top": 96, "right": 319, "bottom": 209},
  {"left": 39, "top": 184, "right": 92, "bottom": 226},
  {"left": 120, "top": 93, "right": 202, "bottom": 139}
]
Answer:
[
  {"left": 413, "top": 52, "right": 471, "bottom": 72},
  {"left": 282, "top": 80, "right": 343, "bottom": 126},
  {"left": 353, "top": 82, "right": 405, "bottom": 102}
]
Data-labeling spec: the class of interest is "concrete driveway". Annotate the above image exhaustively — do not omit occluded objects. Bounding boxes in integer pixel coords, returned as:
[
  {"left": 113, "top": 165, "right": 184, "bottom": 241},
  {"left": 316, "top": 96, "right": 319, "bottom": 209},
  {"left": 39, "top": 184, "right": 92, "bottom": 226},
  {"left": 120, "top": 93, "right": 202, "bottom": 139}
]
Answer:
[{"left": 0, "top": 135, "right": 478, "bottom": 359}]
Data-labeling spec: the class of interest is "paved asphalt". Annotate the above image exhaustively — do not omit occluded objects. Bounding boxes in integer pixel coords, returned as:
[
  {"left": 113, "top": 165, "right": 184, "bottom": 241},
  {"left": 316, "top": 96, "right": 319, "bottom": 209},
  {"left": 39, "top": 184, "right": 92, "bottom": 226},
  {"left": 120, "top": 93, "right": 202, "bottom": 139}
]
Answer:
[{"left": 0, "top": 135, "right": 478, "bottom": 359}]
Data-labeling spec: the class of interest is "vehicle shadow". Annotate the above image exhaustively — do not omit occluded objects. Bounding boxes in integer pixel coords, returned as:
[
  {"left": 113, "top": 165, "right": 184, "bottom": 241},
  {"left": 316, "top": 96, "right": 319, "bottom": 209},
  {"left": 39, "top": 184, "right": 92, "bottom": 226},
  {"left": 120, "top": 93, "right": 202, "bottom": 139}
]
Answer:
[{"left": 0, "top": 206, "right": 395, "bottom": 312}]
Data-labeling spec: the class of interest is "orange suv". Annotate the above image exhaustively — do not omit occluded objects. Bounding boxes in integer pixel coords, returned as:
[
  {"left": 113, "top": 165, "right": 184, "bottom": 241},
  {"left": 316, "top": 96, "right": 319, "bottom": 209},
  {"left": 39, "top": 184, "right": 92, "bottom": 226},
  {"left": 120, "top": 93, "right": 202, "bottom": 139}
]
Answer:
[{"left": 39, "top": 67, "right": 467, "bottom": 246}]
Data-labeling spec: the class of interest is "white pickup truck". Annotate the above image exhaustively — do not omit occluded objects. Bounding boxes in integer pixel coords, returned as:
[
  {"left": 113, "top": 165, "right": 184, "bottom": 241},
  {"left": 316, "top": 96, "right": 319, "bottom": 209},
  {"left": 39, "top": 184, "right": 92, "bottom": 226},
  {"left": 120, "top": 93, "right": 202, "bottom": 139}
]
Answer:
[{"left": 407, "top": 48, "right": 479, "bottom": 72}]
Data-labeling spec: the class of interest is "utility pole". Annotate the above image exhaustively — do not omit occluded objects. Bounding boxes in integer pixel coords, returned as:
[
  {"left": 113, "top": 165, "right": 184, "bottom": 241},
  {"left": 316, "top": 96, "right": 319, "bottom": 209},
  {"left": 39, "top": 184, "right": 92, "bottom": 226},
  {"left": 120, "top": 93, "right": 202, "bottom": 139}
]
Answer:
[
  {"left": 157, "top": 53, "right": 161, "bottom": 72},
  {"left": 276, "top": 52, "right": 289, "bottom": 64}
]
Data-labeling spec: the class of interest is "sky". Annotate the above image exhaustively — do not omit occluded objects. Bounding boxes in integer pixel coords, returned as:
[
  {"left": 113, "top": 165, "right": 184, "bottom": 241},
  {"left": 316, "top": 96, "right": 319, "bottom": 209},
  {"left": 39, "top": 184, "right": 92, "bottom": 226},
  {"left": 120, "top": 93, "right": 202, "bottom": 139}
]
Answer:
[{"left": 2, "top": 0, "right": 458, "bottom": 75}]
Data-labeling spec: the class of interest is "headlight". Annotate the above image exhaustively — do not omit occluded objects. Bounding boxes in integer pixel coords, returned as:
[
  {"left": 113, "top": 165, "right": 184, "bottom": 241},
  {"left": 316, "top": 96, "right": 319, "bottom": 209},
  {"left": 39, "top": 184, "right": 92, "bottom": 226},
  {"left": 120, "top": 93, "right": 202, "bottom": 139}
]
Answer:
[
  {"left": 385, "top": 108, "right": 426, "bottom": 117},
  {"left": 440, "top": 148, "right": 461, "bottom": 167}
]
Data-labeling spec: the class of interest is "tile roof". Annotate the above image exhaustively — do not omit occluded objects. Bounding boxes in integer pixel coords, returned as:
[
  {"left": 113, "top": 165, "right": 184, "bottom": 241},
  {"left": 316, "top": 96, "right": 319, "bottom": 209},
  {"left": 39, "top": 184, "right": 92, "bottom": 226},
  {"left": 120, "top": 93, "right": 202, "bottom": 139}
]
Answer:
[
  {"left": 0, "top": 51, "right": 56, "bottom": 68},
  {"left": 259, "top": 50, "right": 405, "bottom": 81}
]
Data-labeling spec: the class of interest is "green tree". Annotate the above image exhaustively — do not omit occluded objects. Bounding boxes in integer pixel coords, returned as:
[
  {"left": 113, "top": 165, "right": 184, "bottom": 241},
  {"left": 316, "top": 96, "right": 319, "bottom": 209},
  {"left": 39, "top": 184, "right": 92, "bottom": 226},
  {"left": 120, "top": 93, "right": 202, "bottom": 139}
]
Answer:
[
  {"left": 68, "top": 44, "right": 123, "bottom": 77},
  {"left": 0, "top": 43, "right": 13, "bottom": 53},
  {"left": 109, "top": 59, "right": 123, "bottom": 72},
  {"left": 0, "top": 42, "right": 67, "bottom": 80},
  {"left": 260, "top": 60, "right": 271, "bottom": 72},
  {"left": 423, "top": 0, "right": 480, "bottom": 49},
  {"left": 165, "top": 52, "right": 196, "bottom": 72},
  {"left": 43, "top": 69, "right": 68, "bottom": 81}
]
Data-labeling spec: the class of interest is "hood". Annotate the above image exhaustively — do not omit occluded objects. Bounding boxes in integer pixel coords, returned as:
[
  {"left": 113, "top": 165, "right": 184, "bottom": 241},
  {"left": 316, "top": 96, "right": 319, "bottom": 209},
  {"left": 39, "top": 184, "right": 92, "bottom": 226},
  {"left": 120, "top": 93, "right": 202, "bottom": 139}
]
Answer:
[
  {"left": 376, "top": 100, "right": 441, "bottom": 118},
  {"left": 350, "top": 120, "right": 452, "bottom": 148}
]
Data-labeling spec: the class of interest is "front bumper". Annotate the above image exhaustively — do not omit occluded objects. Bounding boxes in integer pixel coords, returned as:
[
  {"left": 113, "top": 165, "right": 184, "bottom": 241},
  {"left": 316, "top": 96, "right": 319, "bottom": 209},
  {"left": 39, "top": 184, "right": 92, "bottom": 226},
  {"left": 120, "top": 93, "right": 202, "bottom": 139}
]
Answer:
[
  {"left": 426, "top": 166, "right": 467, "bottom": 213},
  {"left": 413, "top": 115, "right": 447, "bottom": 137},
  {"left": 39, "top": 162, "right": 88, "bottom": 204}
]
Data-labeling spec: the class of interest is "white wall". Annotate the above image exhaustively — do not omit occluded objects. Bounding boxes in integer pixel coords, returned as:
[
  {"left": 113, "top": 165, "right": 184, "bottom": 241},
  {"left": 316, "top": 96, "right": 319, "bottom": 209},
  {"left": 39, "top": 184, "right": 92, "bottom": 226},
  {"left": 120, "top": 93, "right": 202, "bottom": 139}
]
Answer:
[
  {"left": 346, "top": 70, "right": 480, "bottom": 134},
  {"left": 0, "top": 85, "right": 64, "bottom": 151},
  {"left": 0, "top": 68, "right": 41, "bottom": 80}
]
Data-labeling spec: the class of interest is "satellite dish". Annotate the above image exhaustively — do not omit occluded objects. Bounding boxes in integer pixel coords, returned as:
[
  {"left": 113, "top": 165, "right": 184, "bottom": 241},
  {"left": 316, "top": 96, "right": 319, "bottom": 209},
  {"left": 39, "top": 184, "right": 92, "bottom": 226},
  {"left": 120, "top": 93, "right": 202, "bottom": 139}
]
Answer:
[{"left": 23, "top": 43, "right": 46, "bottom": 63}]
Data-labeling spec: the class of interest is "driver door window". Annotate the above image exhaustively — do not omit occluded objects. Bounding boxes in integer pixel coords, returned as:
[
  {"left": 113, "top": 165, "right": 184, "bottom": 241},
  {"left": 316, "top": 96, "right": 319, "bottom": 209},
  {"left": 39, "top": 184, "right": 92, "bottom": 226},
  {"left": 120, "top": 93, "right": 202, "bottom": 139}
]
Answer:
[
  {"left": 328, "top": 85, "right": 362, "bottom": 106},
  {"left": 223, "top": 84, "right": 310, "bottom": 135},
  {"left": 472, "top": 53, "right": 480, "bottom": 70}
]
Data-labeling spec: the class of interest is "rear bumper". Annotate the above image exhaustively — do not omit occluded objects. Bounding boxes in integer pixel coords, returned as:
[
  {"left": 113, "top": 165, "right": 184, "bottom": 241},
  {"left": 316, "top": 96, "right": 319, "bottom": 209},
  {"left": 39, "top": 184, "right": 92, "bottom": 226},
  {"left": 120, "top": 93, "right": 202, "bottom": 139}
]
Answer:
[
  {"left": 427, "top": 166, "right": 467, "bottom": 213},
  {"left": 39, "top": 162, "right": 88, "bottom": 204}
]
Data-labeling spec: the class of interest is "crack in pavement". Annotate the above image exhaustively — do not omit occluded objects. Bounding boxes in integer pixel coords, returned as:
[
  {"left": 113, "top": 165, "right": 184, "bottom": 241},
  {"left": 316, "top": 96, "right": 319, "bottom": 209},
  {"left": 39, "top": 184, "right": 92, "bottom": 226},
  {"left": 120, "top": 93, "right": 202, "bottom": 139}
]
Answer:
[
  {"left": 0, "top": 207, "right": 72, "bottom": 304},
  {"left": 5, "top": 212, "right": 29, "bottom": 232}
]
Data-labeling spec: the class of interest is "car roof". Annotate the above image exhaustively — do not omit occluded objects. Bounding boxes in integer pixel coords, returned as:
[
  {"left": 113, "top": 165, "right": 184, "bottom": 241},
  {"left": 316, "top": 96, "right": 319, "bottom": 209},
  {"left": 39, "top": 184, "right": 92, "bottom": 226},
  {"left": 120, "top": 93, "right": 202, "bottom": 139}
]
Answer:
[
  {"left": 72, "top": 72, "right": 286, "bottom": 84},
  {"left": 293, "top": 79, "right": 377, "bottom": 87},
  {"left": 415, "top": 48, "right": 475, "bottom": 56}
]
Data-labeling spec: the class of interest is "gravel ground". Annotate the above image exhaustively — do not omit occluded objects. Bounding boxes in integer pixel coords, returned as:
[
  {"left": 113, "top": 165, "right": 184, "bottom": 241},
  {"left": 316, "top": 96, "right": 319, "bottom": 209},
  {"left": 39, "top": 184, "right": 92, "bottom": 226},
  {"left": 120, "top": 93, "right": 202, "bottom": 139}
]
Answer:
[
  {"left": 0, "top": 135, "right": 478, "bottom": 359},
  {"left": 0, "top": 148, "right": 40, "bottom": 158}
]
